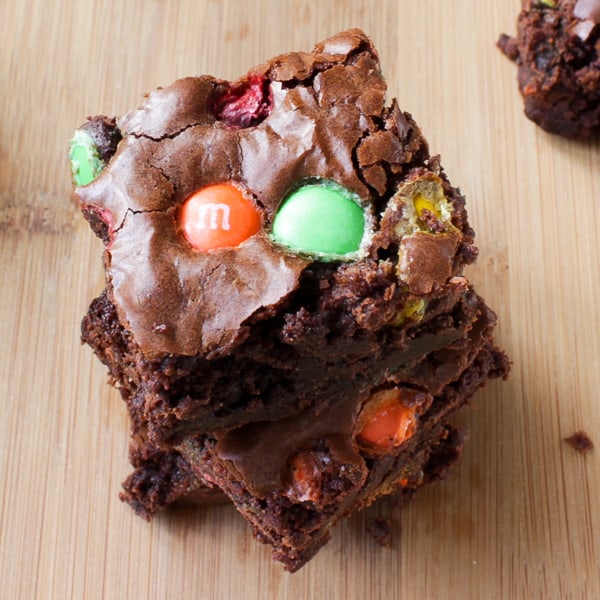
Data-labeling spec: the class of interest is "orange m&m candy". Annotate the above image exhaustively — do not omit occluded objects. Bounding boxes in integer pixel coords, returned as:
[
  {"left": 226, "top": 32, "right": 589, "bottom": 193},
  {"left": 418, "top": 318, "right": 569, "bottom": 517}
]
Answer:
[
  {"left": 358, "top": 402, "right": 417, "bottom": 449},
  {"left": 180, "top": 183, "right": 261, "bottom": 250},
  {"left": 356, "top": 388, "right": 419, "bottom": 451}
]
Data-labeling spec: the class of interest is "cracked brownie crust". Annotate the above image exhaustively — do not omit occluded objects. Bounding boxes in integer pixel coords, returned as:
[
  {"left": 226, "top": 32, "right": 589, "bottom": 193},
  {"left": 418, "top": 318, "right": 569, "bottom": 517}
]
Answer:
[{"left": 76, "top": 30, "right": 474, "bottom": 359}]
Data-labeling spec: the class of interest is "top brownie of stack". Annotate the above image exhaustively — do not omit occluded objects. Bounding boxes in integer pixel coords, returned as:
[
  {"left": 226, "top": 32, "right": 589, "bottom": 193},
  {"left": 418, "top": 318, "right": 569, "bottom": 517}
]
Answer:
[
  {"left": 75, "top": 29, "right": 490, "bottom": 446},
  {"left": 498, "top": 0, "right": 600, "bottom": 138}
]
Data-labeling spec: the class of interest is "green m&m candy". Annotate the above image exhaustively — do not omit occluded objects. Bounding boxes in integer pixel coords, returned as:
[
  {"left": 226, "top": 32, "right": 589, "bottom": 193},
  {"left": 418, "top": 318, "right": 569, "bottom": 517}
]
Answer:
[
  {"left": 271, "top": 180, "right": 366, "bottom": 259},
  {"left": 69, "top": 129, "right": 105, "bottom": 187}
]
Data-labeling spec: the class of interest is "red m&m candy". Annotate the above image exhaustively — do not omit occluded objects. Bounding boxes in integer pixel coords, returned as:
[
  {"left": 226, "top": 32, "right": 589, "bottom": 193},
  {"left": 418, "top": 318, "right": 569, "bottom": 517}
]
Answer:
[{"left": 180, "top": 183, "right": 261, "bottom": 251}]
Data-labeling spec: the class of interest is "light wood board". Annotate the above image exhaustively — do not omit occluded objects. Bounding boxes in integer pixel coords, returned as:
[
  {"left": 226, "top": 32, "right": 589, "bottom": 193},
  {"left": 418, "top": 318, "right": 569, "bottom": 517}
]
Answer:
[{"left": 1, "top": 1, "right": 598, "bottom": 598}]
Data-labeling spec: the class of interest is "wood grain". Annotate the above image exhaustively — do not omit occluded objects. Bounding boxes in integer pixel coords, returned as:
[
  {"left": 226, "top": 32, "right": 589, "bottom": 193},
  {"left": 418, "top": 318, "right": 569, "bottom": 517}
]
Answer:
[{"left": 1, "top": 1, "right": 598, "bottom": 598}]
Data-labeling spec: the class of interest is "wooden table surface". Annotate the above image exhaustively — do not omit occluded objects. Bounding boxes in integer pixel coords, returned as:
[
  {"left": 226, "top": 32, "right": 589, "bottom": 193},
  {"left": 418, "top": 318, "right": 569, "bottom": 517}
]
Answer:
[{"left": 1, "top": 1, "right": 598, "bottom": 598}]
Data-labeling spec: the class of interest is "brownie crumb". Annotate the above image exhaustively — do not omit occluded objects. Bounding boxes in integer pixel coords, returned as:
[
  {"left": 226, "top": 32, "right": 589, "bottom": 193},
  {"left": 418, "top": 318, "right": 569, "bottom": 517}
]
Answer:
[
  {"left": 368, "top": 517, "right": 393, "bottom": 548},
  {"left": 564, "top": 430, "right": 594, "bottom": 454}
]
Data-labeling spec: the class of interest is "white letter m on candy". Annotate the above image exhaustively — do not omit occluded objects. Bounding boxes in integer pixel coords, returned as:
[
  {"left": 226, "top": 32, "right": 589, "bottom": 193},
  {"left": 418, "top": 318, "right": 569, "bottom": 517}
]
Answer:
[{"left": 197, "top": 203, "right": 231, "bottom": 230}]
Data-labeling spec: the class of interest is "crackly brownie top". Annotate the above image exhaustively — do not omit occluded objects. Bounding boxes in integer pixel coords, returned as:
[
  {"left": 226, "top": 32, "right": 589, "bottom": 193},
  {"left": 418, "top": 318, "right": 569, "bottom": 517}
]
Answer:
[{"left": 73, "top": 29, "right": 474, "bottom": 358}]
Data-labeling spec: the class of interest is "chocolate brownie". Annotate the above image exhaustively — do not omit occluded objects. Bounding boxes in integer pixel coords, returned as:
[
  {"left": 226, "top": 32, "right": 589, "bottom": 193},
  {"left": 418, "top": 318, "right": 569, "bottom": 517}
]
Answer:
[
  {"left": 176, "top": 290, "right": 505, "bottom": 570},
  {"left": 71, "top": 29, "right": 509, "bottom": 570},
  {"left": 498, "top": 0, "right": 600, "bottom": 138}
]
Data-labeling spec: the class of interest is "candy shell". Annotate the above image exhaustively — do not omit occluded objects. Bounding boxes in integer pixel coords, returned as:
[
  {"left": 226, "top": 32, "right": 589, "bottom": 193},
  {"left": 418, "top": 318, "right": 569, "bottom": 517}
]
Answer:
[
  {"left": 180, "top": 183, "right": 261, "bottom": 251},
  {"left": 271, "top": 181, "right": 365, "bottom": 258},
  {"left": 69, "top": 130, "right": 105, "bottom": 187}
]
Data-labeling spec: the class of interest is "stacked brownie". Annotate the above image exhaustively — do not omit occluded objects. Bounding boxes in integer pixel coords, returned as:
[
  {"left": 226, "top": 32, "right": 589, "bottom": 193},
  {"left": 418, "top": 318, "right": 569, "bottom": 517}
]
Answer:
[
  {"left": 498, "top": 0, "right": 600, "bottom": 138},
  {"left": 72, "top": 29, "right": 509, "bottom": 571}
]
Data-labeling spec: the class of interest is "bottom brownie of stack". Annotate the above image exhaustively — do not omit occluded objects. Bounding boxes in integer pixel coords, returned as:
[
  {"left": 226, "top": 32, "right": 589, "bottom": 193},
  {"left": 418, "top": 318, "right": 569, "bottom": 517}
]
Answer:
[{"left": 112, "top": 284, "right": 507, "bottom": 572}]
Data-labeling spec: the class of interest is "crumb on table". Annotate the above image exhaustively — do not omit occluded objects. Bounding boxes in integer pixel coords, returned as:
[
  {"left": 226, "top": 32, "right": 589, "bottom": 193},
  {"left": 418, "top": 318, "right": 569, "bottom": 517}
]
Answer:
[
  {"left": 368, "top": 517, "right": 393, "bottom": 548},
  {"left": 564, "top": 430, "right": 594, "bottom": 454}
]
